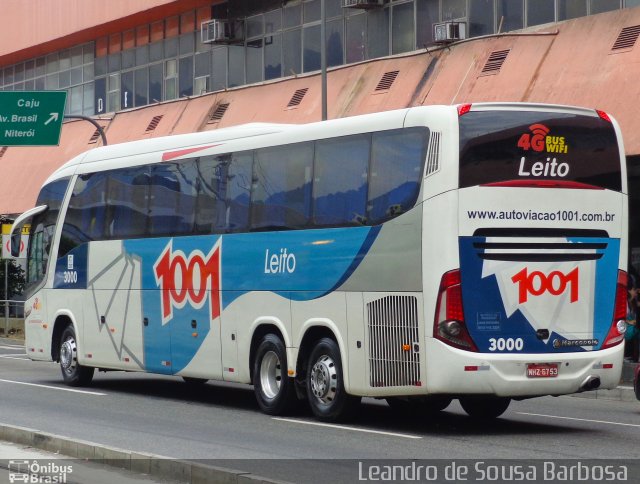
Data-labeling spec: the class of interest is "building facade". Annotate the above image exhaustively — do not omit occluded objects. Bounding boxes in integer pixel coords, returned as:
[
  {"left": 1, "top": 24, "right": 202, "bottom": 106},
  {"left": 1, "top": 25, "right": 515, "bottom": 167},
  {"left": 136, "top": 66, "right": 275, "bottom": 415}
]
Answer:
[{"left": 1, "top": 0, "right": 637, "bottom": 116}]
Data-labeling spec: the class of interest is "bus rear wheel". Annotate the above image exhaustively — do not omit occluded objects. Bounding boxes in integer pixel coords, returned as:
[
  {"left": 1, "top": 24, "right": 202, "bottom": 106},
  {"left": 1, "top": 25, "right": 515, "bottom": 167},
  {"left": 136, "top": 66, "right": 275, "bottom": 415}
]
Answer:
[
  {"left": 306, "top": 337, "right": 359, "bottom": 422},
  {"left": 459, "top": 396, "right": 511, "bottom": 419},
  {"left": 253, "top": 334, "right": 296, "bottom": 415},
  {"left": 59, "top": 325, "right": 94, "bottom": 387}
]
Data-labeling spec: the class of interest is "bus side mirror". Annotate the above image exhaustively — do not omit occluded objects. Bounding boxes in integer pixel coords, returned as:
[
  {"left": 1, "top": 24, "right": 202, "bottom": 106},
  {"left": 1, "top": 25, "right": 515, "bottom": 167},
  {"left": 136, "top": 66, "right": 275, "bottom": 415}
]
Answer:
[
  {"left": 9, "top": 204, "right": 47, "bottom": 258},
  {"left": 10, "top": 229, "right": 21, "bottom": 258}
]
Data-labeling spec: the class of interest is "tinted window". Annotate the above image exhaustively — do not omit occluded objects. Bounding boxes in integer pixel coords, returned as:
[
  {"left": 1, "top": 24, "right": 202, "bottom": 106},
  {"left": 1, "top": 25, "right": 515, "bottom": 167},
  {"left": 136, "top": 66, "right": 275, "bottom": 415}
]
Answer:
[
  {"left": 368, "top": 129, "right": 427, "bottom": 224},
  {"left": 194, "top": 155, "right": 224, "bottom": 234},
  {"left": 225, "top": 152, "right": 253, "bottom": 232},
  {"left": 252, "top": 142, "right": 313, "bottom": 230},
  {"left": 29, "top": 178, "right": 69, "bottom": 286},
  {"left": 459, "top": 111, "right": 622, "bottom": 191},
  {"left": 61, "top": 173, "right": 108, "bottom": 256},
  {"left": 314, "top": 134, "right": 369, "bottom": 226},
  {"left": 106, "top": 166, "right": 150, "bottom": 238},
  {"left": 149, "top": 162, "right": 197, "bottom": 236}
]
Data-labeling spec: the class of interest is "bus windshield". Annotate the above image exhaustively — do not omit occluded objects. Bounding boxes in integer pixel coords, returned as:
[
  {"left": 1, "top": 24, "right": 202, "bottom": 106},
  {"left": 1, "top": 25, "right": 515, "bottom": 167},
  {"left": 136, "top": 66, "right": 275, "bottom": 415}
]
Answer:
[{"left": 459, "top": 111, "right": 622, "bottom": 191}]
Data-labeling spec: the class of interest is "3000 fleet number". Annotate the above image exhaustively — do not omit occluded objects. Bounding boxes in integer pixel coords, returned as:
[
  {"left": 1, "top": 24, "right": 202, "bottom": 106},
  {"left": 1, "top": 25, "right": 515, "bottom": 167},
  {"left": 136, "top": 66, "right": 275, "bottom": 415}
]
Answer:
[{"left": 488, "top": 337, "right": 524, "bottom": 351}]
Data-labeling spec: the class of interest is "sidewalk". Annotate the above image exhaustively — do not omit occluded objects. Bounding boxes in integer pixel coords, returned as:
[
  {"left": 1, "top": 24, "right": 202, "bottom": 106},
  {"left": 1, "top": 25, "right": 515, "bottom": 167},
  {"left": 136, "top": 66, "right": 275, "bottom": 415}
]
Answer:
[
  {"left": 0, "top": 440, "right": 176, "bottom": 484},
  {"left": 0, "top": 423, "right": 287, "bottom": 484}
]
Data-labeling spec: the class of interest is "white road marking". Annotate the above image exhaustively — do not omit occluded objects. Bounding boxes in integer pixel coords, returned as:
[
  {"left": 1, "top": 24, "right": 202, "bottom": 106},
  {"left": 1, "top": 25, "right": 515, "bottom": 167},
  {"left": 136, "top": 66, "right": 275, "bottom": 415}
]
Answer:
[
  {"left": 273, "top": 417, "right": 422, "bottom": 439},
  {"left": 0, "top": 378, "right": 107, "bottom": 395},
  {"left": 0, "top": 355, "right": 30, "bottom": 361},
  {"left": 0, "top": 345, "right": 25, "bottom": 349},
  {"left": 517, "top": 412, "right": 640, "bottom": 428}
]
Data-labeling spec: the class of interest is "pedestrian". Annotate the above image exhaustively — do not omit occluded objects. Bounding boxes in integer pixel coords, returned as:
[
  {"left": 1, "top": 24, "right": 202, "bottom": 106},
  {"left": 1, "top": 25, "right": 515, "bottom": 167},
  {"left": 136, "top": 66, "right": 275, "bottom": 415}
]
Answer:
[{"left": 625, "top": 274, "right": 640, "bottom": 362}]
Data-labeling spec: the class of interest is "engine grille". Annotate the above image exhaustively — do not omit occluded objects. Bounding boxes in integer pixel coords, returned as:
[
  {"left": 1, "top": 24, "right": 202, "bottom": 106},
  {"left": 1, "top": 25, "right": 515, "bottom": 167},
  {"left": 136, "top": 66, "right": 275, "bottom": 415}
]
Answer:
[{"left": 367, "top": 295, "right": 421, "bottom": 387}]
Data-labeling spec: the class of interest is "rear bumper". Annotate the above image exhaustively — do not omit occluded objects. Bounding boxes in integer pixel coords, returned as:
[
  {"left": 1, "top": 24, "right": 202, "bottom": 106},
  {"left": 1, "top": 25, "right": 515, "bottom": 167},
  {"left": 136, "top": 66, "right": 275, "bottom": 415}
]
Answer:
[{"left": 425, "top": 338, "right": 623, "bottom": 397}]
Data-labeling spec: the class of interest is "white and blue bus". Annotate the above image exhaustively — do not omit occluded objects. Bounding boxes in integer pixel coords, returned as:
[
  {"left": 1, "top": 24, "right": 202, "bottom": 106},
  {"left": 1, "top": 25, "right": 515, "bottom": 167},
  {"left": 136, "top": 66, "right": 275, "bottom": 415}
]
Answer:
[{"left": 12, "top": 103, "right": 628, "bottom": 421}]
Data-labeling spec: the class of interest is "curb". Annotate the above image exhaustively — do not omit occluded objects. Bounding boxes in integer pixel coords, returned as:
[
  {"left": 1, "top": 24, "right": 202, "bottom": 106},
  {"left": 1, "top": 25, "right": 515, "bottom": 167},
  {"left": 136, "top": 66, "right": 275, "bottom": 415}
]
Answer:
[
  {"left": 0, "top": 423, "right": 290, "bottom": 484},
  {"left": 569, "top": 385, "right": 637, "bottom": 402}
]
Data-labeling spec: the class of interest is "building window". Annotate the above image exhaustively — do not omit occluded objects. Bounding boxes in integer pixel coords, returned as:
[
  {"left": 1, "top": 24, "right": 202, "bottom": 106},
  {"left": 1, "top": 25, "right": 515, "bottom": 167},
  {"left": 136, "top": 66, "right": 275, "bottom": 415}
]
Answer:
[
  {"left": 497, "top": 0, "right": 524, "bottom": 32},
  {"left": 527, "top": 0, "right": 555, "bottom": 26}
]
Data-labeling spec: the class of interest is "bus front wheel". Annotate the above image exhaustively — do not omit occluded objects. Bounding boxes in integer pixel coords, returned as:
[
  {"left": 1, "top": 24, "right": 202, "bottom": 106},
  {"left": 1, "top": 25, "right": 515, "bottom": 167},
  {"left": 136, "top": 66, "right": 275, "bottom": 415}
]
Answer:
[
  {"left": 459, "top": 396, "right": 511, "bottom": 419},
  {"left": 253, "top": 334, "right": 296, "bottom": 415},
  {"left": 59, "top": 325, "right": 94, "bottom": 387},
  {"left": 306, "top": 337, "right": 359, "bottom": 422}
]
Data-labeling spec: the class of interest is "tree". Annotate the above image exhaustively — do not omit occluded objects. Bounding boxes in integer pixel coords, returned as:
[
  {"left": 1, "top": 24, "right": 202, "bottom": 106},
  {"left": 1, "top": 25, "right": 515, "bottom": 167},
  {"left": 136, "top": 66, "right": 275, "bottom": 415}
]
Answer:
[{"left": 1, "top": 259, "right": 26, "bottom": 300}]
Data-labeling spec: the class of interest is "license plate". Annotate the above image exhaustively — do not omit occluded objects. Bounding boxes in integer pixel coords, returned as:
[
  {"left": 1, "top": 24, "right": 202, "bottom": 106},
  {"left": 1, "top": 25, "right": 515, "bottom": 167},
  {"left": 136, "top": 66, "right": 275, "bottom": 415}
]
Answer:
[{"left": 527, "top": 363, "right": 559, "bottom": 378}]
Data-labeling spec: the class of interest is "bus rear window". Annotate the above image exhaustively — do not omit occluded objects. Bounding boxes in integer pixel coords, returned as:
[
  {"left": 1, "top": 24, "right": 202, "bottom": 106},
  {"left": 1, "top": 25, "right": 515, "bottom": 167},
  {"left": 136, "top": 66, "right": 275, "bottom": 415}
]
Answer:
[{"left": 459, "top": 111, "right": 622, "bottom": 191}]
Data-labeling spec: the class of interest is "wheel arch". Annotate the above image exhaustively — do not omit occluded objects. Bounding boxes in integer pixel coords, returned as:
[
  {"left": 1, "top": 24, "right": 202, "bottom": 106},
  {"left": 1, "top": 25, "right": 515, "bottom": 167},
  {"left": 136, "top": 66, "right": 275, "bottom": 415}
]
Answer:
[
  {"left": 295, "top": 320, "right": 349, "bottom": 390},
  {"left": 249, "top": 319, "right": 288, "bottom": 383},
  {"left": 51, "top": 311, "right": 78, "bottom": 362}
]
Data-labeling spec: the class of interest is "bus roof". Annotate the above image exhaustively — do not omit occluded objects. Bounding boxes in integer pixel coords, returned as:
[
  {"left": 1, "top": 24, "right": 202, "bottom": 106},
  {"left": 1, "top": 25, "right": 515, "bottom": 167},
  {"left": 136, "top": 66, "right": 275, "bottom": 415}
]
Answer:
[{"left": 43, "top": 102, "right": 607, "bottom": 186}]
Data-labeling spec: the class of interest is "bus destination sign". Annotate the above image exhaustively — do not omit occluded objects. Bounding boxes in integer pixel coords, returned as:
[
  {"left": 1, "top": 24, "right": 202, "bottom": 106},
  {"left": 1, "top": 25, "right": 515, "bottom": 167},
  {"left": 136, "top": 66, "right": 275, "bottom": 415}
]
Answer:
[{"left": 0, "top": 91, "right": 67, "bottom": 146}]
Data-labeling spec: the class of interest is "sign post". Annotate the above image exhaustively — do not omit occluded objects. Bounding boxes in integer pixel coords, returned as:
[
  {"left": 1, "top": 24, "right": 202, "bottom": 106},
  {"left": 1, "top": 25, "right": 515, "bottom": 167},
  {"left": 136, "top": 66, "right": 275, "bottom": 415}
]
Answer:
[{"left": 0, "top": 91, "right": 67, "bottom": 146}]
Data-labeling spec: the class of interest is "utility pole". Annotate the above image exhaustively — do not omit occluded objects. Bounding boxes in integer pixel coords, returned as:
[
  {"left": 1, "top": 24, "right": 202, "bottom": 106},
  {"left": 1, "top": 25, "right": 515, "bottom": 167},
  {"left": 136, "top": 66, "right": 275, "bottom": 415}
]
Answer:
[{"left": 321, "top": 0, "right": 327, "bottom": 121}]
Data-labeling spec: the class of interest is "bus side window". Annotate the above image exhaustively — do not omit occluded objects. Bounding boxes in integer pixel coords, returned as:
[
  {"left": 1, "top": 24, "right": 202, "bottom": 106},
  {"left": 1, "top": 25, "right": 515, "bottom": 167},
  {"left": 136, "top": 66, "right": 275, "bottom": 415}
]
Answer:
[
  {"left": 367, "top": 128, "right": 427, "bottom": 224},
  {"left": 106, "top": 167, "right": 150, "bottom": 239},
  {"left": 225, "top": 151, "right": 253, "bottom": 232},
  {"left": 251, "top": 142, "right": 313, "bottom": 230},
  {"left": 28, "top": 177, "right": 69, "bottom": 286},
  {"left": 195, "top": 155, "right": 225, "bottom": 234},
  {"left": 313, "top": 134, "right": 369, "bottom": 226},
  {"left": 61, "top": 173, "right": 107, "bottom": 256},
  {"left": 149, "top": 161, "right": 197, "bottom": 237}
]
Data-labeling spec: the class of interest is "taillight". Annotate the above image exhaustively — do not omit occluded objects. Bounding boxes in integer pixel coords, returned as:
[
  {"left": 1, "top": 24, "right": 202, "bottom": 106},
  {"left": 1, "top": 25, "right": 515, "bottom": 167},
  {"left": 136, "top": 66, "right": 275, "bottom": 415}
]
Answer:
[
  {"left": 457, "top": 104, "right": 472, "bottom": 117},
  {"left": 434, "top": 269, "right": 478, "bottom": 351},
  {"left": 602, "top": 270, "right": 628, "bottom": 349},
  {"left": 596, "top": 109, "right": 612, "bottom": 123}
]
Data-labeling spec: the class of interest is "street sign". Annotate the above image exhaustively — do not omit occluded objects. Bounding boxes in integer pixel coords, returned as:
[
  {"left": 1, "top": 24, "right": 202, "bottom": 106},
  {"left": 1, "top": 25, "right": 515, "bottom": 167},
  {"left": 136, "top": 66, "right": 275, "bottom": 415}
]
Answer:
[{"left": 0, "top": 91, "right": 67, "bottom": 146}]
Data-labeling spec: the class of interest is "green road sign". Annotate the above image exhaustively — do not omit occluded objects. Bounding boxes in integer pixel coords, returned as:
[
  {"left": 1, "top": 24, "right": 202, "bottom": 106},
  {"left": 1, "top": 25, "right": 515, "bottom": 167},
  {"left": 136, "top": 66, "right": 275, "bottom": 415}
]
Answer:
[{"left": 0, "top": 91, "right": 67, "bottom": 146}]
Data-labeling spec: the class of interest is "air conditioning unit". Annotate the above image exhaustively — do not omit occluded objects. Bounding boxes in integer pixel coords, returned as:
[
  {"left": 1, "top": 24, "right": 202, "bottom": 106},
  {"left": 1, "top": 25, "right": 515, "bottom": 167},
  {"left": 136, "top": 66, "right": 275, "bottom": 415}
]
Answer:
[
  {"left": 342, "top": 0, "right": 384, "bottom": 9},
  {"left": 201, "top": 19, "right": 244, "bottom": 44},
  {"left": 433, "top": 21, "right": 467, "bottom": 43}
]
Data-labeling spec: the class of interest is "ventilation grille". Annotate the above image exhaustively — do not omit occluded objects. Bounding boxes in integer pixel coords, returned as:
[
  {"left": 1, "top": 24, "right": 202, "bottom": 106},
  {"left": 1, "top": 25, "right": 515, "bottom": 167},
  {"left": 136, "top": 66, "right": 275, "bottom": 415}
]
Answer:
[
  {"left": 287, "top": 88, "right": 308, "bottom": 108},
  {"left": 208, "top": 102, "right": 229, "bottom": 123},
  {"left": 481, "top": 49, "right": 510, "bottom": 74},
  {"left": 145, "top": 115, "right": 164, "bottom": 133},
  {"left": 425, "top": 131, "right": 442, "bottom": 176},
  {"left": 367, "top": 296, "right": 420, "bottom": 388},
  {"left": 375, "top": 70, "right": 399, "bottom": 91},
  {"left": 612, "top": 25, "right": 640, "bottom": 51},
  {"left": 88, "top": 129, "right": 101, "bottom": 144},
  {"left": 0, "top": 147, "right": 7, "bottom": 159}
]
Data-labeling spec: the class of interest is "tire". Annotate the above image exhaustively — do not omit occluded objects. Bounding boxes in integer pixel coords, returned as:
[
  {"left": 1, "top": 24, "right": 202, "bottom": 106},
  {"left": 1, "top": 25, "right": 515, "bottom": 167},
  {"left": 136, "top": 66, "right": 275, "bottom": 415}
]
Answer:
[
  {"left": 253, "top": 334, "right": 297, "bottom": 415},
  {"left": 306, "top": 337, "right": 360, "bottom": 422},
  {"left": 459, "top": 396, "right": 511, "bottom": 419},
  {"left": 386, "top": 396, "right": 452, "bottom": 415},
  {"left": 59, "top": 325, "right": 94, "bottom": 387}
]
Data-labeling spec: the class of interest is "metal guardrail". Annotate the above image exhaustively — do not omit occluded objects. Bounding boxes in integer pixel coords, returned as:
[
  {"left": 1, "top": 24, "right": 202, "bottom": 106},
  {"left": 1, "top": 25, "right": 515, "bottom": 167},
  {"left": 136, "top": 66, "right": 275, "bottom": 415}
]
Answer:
[{"left": 0, "top": 299, "right": 24, "bottom": 336}]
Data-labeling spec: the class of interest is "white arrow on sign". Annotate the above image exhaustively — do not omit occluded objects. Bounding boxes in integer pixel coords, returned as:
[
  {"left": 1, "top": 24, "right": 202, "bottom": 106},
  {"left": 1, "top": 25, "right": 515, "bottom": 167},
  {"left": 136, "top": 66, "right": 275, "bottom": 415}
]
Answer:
[{"left": 44, "top": 112, "right": 59, "bottom": 125}]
